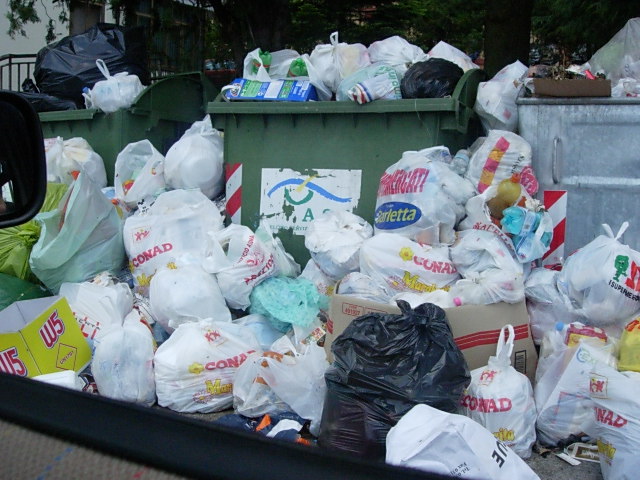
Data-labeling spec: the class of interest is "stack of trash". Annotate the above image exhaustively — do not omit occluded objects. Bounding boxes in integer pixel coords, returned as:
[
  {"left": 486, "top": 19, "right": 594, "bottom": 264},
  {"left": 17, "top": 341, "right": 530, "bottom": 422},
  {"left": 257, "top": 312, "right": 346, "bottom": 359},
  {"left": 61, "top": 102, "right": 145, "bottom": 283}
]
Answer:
[
  {"left": 223, "top": 33, "right": 481, "bottom": 103},
  {"left": 4, "top": 26, "right": 640, "bottom": 480}
]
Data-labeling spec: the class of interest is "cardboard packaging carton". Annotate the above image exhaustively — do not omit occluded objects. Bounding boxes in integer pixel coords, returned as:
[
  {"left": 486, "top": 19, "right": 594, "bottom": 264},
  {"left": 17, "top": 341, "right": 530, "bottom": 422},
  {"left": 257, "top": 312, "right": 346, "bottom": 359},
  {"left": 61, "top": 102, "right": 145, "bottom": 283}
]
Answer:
[
  {"left": 533, "top": 78, "right": 611, "bottom": 97},
  {"left": 327, "top": 294, "right": 538, "bottom": 383},
  {"left": 223, "top": 78, "right": 319, "bottom": 102},
  {"left": 0, "top": 296, "right": 92, "bottom": 378}
]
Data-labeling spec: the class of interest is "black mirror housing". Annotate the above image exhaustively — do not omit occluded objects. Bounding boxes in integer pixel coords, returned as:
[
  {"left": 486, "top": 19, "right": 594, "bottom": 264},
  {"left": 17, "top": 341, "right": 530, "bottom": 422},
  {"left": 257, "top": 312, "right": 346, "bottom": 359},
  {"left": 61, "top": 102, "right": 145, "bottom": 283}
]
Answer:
[{"left": 0, "top": 90, "right": 47, "bottom": 228}]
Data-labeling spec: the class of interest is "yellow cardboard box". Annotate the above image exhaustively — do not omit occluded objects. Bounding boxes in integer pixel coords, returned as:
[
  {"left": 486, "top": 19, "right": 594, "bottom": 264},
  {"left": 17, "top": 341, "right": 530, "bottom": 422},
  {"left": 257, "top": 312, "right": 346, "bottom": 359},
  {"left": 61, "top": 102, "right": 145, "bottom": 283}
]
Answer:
[{"left": 0, "top": 296, "right": 92, "bottom": 378}]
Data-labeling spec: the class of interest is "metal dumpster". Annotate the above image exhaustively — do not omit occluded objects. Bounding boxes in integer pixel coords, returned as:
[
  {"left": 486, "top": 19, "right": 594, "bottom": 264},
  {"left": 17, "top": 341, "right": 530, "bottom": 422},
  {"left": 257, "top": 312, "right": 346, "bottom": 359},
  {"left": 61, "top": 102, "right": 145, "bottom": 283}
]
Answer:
[{"left": 517, "top": 95, "right": 640, "bottom": 258}]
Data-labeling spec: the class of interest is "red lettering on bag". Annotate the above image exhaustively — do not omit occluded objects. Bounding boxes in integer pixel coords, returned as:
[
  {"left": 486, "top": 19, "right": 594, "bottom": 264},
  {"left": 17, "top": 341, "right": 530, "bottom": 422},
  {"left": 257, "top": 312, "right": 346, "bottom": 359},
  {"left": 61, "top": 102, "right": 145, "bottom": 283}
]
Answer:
[
  {"left": 377, "top": 168, "right": 429, "bottom": 197},
  {"left": 131, "top": 243, "right": 173, "bottom": 267},
  {"left": 625, "top": 261, "right": 640, "bottom": 292},
  {"left": 204, "top": 350, "right": 256, "bottom": 371},
  {"left": 460, "top": 395, "right": 512, "bottom": 412},
  {"left": 413, "top": 256, "right": 457, "bottom": 275},
  {"left": 595, "top": 407, "right": 627, "bottom": 428}
]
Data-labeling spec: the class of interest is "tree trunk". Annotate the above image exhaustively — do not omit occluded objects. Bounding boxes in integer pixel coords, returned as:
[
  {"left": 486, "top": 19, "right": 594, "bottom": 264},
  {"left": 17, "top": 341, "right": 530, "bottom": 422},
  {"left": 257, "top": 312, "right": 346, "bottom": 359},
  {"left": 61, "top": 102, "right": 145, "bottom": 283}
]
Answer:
[{"left": 484, "top": 0, "right": 534, "bottom": 77}]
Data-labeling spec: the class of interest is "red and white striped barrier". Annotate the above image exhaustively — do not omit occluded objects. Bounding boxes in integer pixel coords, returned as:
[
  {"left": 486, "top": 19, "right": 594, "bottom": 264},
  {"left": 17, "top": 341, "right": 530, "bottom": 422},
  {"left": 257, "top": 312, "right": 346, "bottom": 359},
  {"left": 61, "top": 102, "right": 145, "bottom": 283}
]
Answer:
[
  {"left": 225, "top": 163, "right": 242, "bottom": 224},
  {"left": 542, "top": 190, "right": 567, "bottom": 266}
]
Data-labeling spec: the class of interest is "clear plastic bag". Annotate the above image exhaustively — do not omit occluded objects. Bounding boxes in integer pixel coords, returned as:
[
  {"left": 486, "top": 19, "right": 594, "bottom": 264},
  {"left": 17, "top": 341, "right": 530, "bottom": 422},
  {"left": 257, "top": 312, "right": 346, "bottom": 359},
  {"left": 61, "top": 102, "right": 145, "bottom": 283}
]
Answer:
[
  {"left": 557, "top": 222, "right": 640, "bottom": 331},
  {"left": 113, "top": 139, "right": 166, "bottom": 208},
  {"left": 164, "top": 115, "right": 224, "bottom": 200},
  {"left": 88, "top": 59, "right": 145, "bottom": 113},
  {"left": 29, "top": 173, "right": 125, "bottom": 293},
  {"left": 474, "top": 61, "right": 529, "bottom": 133}
]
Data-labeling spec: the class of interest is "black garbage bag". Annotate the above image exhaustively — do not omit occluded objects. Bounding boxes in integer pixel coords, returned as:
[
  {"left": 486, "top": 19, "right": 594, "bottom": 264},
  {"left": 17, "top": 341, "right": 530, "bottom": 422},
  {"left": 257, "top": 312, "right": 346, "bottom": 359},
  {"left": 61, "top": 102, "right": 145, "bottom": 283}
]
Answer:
[
  {"left": 34, "top": 23, "right": 149, "bottom": 107},
  {"left": 16, "top": 92, "right": 77, "bottom": 112},
  {"left": 401, "top": 57, "right": 464, "bottom": 99},
  {"left": 318, "top": 301, "right": 470, "bottom": 460}
]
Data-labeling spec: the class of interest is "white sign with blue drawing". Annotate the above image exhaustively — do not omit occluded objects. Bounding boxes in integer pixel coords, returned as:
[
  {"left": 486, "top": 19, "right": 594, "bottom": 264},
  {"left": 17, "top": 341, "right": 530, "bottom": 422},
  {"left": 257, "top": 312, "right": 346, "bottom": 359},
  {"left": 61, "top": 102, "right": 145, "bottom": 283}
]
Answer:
[{"left": 260, "top": 168, "right": 362, "bottom": 235}]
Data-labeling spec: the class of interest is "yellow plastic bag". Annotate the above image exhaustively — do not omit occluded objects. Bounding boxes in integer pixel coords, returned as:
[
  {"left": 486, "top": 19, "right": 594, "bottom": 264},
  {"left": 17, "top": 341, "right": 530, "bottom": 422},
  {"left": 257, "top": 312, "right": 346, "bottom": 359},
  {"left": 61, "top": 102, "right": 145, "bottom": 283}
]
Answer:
[{"left": 618, "top": 317, "right": 640, "bottom": 372}]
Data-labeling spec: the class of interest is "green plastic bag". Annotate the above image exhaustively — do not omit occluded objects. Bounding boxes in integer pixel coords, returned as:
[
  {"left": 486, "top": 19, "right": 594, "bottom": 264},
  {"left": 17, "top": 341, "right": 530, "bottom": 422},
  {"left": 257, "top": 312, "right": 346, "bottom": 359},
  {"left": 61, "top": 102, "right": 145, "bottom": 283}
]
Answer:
[
  {"left": 0, "top": 183, "right": 68, "bottom": 281},
  {"left": 0, "top": 273, "right": 51, "bottom": 311}
]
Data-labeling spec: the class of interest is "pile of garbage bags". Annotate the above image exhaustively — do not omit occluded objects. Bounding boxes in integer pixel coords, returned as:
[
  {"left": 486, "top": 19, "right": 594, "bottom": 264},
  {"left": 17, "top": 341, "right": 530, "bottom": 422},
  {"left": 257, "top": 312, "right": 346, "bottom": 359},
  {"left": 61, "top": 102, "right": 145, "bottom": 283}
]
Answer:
[
  {"left": 232, "top": 33, "right": 481, "bottom": 103},
  {"left": 4, "top": 28, "right": 640, "bottom": 480}
]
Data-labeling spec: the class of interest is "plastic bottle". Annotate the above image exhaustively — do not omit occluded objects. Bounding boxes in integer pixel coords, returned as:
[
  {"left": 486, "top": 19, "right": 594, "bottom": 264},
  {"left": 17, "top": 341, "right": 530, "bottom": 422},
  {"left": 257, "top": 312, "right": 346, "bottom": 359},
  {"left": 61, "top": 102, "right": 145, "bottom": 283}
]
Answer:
[
  {"left": 487, "top": 173, "right": 522, "bottom": 220},
  {"left": 501, "top": 206, "right": 539, "bottom": 236},
  {"left": 449, "top": 149, "right": 470, "bottom": 176},
  {"left": 287, "top": 58, "right": 308, "bottom": 77},
  {"left": 251, "top": 50, "right": 272, "bottom": 74}
]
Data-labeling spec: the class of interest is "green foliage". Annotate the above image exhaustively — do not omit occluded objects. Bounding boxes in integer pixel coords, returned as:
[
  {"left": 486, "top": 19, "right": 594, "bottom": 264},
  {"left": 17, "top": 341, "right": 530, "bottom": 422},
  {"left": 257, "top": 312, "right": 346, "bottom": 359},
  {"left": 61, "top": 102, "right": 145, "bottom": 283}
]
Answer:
[{"left": 6, "top": 0, "right": 40, "bottom": 38}]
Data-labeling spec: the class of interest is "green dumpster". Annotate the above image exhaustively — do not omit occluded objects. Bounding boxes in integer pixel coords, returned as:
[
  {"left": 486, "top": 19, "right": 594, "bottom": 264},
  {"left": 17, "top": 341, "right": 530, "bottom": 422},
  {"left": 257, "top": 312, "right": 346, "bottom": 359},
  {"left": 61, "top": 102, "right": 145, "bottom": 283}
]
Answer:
[
  {"left": 207, "top": 68, "right": 486, "bottom": 265},
  {"left": 39, "top": 72, "right": 218, "bottom": 185}
]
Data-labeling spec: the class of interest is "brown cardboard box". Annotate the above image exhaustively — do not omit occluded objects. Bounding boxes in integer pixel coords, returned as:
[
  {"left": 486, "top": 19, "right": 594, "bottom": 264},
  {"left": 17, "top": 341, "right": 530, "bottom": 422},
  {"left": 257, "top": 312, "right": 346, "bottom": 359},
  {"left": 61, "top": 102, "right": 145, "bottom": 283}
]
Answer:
[
  {"left": 327, "top": 294, "right": 538, "bottom": 383},
  {"left": 533, "top": 78, "right": 611, "bottom": 97}
]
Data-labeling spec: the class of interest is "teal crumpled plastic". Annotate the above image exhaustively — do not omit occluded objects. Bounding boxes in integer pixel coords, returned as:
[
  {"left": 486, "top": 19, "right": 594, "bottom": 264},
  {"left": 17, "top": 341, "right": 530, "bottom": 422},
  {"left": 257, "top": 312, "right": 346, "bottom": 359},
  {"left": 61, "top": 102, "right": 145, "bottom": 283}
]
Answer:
[{"left": 249, "top": 276, "right": 328, "bottom": 332}]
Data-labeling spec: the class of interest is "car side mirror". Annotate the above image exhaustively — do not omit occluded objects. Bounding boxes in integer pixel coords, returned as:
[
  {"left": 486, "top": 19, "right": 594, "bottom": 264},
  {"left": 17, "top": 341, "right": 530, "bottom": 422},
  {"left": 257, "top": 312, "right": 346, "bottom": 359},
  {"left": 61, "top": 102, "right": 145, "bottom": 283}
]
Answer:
[{"left": 0, "top": 90, "right": 47, "bottom": 228}]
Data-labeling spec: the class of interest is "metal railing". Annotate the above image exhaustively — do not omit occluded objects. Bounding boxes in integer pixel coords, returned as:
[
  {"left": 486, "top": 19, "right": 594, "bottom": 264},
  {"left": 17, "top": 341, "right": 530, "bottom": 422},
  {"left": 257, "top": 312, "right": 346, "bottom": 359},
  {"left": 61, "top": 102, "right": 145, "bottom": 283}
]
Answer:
[{"left": 0, "top": 54, "right": 37, "bottom": 92}]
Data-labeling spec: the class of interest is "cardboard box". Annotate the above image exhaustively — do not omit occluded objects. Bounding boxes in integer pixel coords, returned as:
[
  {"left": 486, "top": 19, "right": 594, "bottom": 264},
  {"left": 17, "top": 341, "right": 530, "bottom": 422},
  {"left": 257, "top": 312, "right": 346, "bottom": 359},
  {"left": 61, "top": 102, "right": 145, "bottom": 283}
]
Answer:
[
  {"left": 223, "top": 78, "right": 318, "bottom": 102},
  {"left": 533, "top": 78, "right": 611, "bottom": 97},
  {"left": 0, "top": 296, "right": 92, "bottom": 378},
  {"left": 327, "top": 295, "right": 538, "bottom": 383}
]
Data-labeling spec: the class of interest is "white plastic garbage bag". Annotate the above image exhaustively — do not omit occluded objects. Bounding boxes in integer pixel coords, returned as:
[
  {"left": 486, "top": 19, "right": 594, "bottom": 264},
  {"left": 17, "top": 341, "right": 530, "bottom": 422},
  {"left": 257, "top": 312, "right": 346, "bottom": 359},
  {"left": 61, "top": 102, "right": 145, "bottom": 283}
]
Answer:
[
  {"left": 87, "top": 59, "right": 145, "bottom": 113},
  {"left": 255, "top": 220, "right": 301, "bottom": 278},
  {"left": 557, "top": 223, "right": 640, "bottom": 332},
  {"left": 91, "top": 319, "right": 156, "bottom": 406},
  {"left": 234, "top": 336, "right": 328, "bottom": 435},
  {"left": 164, "top": 115, "right": 224, "bottom": 200},
  {"left": 309, "top": 32, "right": 371, "bottom": 93},
  {"left": 386, "top": 404, "right": 540, "bottom": 480},
  {"left": 123, "top": 188, "right": 224, "bottom": 295},
  {"left": 588, "top": 362, "right": 640, "bottom": 480},
  {"left": 299, "top": 259, "right": 338, "bottom": 298},
  {"left": 44, "top": 136, "right": 107, "bottom": 188},
  {"left": 359, "top": 233, "right": 460, "bottom": 296},
  {"left": 461, "top": 325, "right": 537, "bottom": 458},
  {"left": 114, "top": 139, "right": 166, "bottom": 208},
  {"left": 335, "top": 271, "right": 391, "bottom": 303},
  {"left": 232, "top": 314, "right": 284, "bottom": 352},
  {"left": 525, "top": 267, "right": 587, "bottom": 345},
  {"left": 336, "top": 63, "right": 402, "bottom": 103},
  {"left": 534, "top": 330, "right": 616, "bottom": 446},
  {"left": 367, "top": 35, "right": 428, "bottom": 78},
  {"left": 29, "top": 173, "right": 125, "bottom": 293},
  {"left": 203, "top": 224, "right": 279, "bottom": 310},
  {"left": 375, "top": 147, "right": 475, "bottom": 244},
  {"left": 427, "top": 41, "right": 480, "bottom": 72},
  {"left": 464, "top": 130, "right": 537, "bottom": 196},
  {"left": 232, "top": 351, "right": 289, "bottom": 418},
  {"left": 450, "top": 229, "right": 525, "bottom": 305},
  {"left": 304, "top": 210, "right": 373, "bottom": 280},
  {"left": 149, "top": 262, "right": 231, "bottom": 334},
  {"left": 474, "top": 61, "right": 529, "bottom": 133},
  {"left": 154, "top": 319, "right": 261, "bottom": 413},
  {"left": 392, "top": 289, "right": 461, "bottom": 309},
  {"left": 59, "top": 273, "right": 134, "bottom": 351}
]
